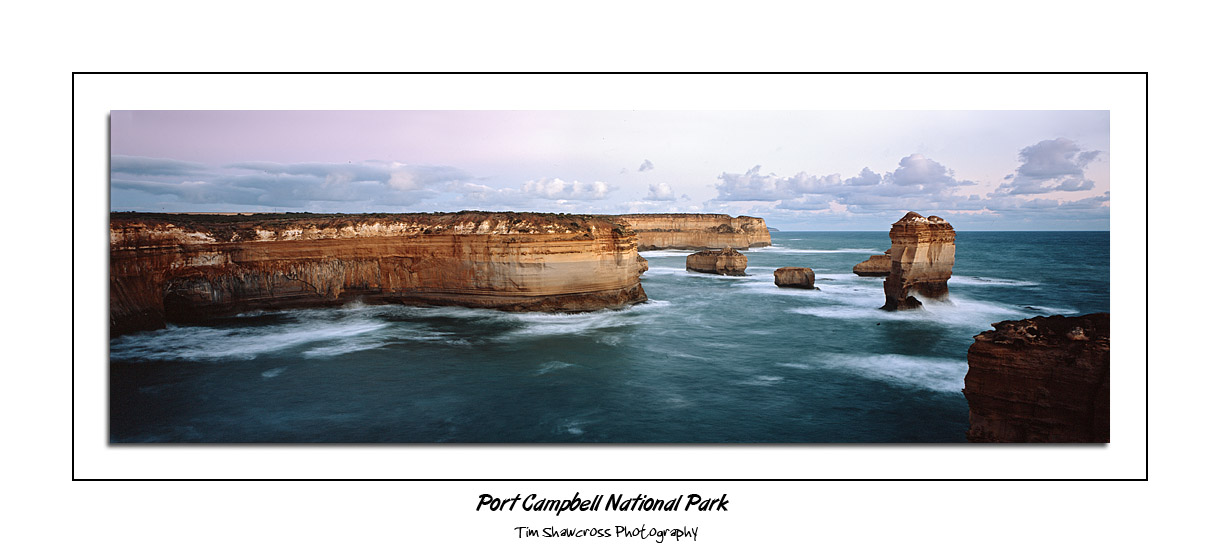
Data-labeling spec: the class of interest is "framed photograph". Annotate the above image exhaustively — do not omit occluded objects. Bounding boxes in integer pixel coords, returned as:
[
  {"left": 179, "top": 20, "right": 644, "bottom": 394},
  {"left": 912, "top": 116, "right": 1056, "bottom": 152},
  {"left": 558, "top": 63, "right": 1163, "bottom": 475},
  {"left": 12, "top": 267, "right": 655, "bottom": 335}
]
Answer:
[{"left": 75, "top": 73, "right": 1146, "bottom": 480}]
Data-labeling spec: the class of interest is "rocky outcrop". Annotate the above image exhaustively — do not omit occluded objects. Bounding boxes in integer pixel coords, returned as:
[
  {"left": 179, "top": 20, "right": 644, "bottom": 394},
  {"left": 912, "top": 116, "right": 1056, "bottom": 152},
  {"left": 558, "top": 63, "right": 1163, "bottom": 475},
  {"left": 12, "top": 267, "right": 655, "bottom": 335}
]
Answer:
[
  {"left": 618, "top": 214, "right": 771, "bottom": 250},
  {"left": 881, "top": 212, "right": 955, "bottom": 310},
  {"left": 686, "top": 247, "right": 748, "bottom": 276},
  {"left": 963, "top": 314, "right": 1110, "bottom": 443},
  {"left": 774, "top": 267, "right": 816, "bottom": 289},
  {"left": 852, "top": 250, "right": 891, "bottom": 276},
  {"left": 110, "top": 212, "right": 649, "bottom": 336}
]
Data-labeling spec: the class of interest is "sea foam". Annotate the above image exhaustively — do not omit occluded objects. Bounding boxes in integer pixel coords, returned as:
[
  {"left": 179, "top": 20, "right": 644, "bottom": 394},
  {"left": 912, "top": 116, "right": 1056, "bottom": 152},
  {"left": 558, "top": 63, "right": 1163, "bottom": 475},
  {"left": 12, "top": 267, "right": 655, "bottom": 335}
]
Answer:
[{"left": 818, "top": 353, "right": 969, "bottom": 393}]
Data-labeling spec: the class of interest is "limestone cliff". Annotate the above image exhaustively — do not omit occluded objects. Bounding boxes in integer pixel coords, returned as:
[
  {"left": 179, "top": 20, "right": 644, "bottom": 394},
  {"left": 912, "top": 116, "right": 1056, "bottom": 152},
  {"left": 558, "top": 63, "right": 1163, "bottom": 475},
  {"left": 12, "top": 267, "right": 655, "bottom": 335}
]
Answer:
[
  {"left": 686, "top": 247, "right": 748, "bottom": 276},
  {"left": 773, "top": 267, "right": 816, "bottom": 289},
  {"left": 110, "top": 212, "right": 649, "bottom": 336},
  {"left": 852, "top": 250, "right": 891, "bottom": 276},
  {"left": 963, "top": 314, "right": 1110, "bottom": 443},
  {"left": 881, "top": 212, "right": 955, "bottom": 310},
  {"left": 618, "top": 214, "right": 771, "bottom": 250}
]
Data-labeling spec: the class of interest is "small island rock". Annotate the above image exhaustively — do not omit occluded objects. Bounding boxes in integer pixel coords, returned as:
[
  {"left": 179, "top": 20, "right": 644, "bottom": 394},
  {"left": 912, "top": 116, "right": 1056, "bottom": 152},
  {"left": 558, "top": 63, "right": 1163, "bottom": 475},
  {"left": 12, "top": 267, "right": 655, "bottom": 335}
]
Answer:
[
  {"left": 686, "top": 247, "right": 748, "bottom": 276},
  {"left": 773, "top": 267, "right": 817, "bottom": 289}
]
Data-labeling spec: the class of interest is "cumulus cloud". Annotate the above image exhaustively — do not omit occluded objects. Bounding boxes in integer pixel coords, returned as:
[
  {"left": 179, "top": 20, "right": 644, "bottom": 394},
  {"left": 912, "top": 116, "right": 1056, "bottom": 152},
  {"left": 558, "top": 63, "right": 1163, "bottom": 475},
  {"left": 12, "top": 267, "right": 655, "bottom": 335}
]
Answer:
[
  {"left": 714, "top": 155, "right": 974, "bottom": 213},
  {"left": 844, "top": 167, "right": 882, "bottom": 186},
  {"left": 887, "top": 154, "right": 972, "bottom": 191},
  {"left": 521, "top": 178, "right": 613, "bottom": 200},
  {"left": 994, "top": 138, "right": 1104, "bottom": 195},
  {"left": 714, "top": 165, "right": 843, "bottom": 201},
  {"left": 638, "top": 159, "right": 655, "bottom": 172},
  {"left": 706, "top": 147, "right": 1106, "bottom": 228},
  {"left": 645, "top": 182, "right": 676, "bottom": 201}
]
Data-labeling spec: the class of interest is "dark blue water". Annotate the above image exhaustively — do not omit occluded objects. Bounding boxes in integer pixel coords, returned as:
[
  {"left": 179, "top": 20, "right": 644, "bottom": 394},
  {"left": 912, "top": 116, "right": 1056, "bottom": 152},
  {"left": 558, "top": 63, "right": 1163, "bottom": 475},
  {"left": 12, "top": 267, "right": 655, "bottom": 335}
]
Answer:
[{"left": 110, "top": 231, "right": 1109, "bottom": 443}]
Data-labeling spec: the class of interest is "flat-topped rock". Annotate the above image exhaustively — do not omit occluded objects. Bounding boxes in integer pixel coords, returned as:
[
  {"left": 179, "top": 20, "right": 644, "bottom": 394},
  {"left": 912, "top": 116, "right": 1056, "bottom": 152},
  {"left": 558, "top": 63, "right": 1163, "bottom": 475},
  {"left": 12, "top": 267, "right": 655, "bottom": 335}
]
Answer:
[
  {"left": 686, "top": 247, "right": 748, "bottom": 276},
  {"left": 774, "top": 267, "right": 817, "bottom": 289},
  {"left": 852, "top": 250, "right": 891, "bottom": 276}
]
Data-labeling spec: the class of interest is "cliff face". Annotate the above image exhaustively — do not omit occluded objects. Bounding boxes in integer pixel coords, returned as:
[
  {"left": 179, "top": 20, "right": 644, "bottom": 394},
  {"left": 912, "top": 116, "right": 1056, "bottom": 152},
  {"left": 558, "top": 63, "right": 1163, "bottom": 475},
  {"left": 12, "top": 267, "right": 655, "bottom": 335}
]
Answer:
[
  {"left": 686, "top": 247, "right": 748, "bottom": 276},
  {"left": 881, "top": 212, "right": 955, "bottom": 310},
  {"left": 852, "top": 250, "right": 891, "bottom": 276},
  {"left": 963, "top": 314, "right": 1110, "bottom": 443},
  {"left": 618, "top": 214, "right": 771, "bottom": 250},
  {"left": 110, "top": 212, "right": 649, "bottom": 336},
  {"left": 774, "top": 267, "right": 816, "bottom": 289}
]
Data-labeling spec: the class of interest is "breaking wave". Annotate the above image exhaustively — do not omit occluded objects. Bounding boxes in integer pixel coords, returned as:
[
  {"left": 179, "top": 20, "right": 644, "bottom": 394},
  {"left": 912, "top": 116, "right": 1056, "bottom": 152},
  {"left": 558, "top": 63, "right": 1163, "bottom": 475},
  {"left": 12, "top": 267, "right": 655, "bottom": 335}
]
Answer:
[
  {"left": 110, "top": 319, "right": 392, "bottom": 361},
  {"left": 950, "top": 275, "right": 1039, "bottom": 287},
  {"left": 755, "top": 246, "right": 885, "bottom": 255},
  {"left": 818, "top": 353, "right": 968, "bottom": 393}
]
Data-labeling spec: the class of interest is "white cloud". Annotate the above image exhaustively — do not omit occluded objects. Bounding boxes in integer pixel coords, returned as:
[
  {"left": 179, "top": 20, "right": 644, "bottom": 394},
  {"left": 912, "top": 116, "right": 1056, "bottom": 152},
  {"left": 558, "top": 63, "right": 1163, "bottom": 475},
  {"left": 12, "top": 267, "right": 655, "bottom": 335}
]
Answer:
[
  {"left": 521, "top": 178, "right": 614, "bottom": 200},
  {"left": 645, "top": 182, "right": 676, "bottom": 201}
]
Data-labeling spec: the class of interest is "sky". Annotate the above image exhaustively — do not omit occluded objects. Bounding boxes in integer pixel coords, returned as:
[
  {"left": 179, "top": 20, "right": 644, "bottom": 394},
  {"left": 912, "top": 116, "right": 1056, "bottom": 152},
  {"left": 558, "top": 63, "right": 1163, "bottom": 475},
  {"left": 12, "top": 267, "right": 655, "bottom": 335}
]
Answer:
[{"left": 110, "top": 110, "right": 1110, "bottom": 231}]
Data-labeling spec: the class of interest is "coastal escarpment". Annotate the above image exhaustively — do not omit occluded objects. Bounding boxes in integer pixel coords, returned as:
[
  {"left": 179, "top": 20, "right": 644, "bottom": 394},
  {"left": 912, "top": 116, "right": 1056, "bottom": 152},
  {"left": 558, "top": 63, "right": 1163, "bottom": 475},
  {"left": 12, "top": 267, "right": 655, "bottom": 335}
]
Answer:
[
  {"left": 618, "top": 213, "right": 771, "bottom": 250},
  {"left": 881, "top": 212, "right": 955, "bottom": 310},
  {"left": 963, "top": 313, "right": 1110, "bottom": 443},
  {"left": 110, "top": 212, "right": 649, "bottom": 336},
  {"left": 686, "top": 247, "right": 748, "bottom": 276}
]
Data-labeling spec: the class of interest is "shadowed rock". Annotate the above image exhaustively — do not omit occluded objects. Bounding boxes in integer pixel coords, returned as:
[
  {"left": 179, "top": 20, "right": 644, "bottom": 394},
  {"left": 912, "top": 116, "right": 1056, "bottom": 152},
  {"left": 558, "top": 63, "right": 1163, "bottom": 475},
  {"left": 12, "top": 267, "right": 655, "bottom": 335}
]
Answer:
[{"left": 964, "top": 313, "right": 1110, "bottom": 443}]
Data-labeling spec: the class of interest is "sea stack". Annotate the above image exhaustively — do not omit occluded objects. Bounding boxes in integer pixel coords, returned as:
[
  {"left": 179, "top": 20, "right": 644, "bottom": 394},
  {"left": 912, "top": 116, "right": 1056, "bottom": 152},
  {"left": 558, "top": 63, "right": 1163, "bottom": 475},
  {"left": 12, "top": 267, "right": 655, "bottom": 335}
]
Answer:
[
  {"left": 881, "top": 212, "right": 955, "bottom": 310},
  {"left": 686, "top": 247, "right": 748, "bottom": 276},
  {"left": 963, "top": 314, "right": 1110, "bottom": 443},
  {"left": 110, "top": 212, "right": 649, "bottom": 336},
  {"left": 852, "top": 249, "right": 892, "bottom": 277},
  {"left": 773, "top": 267, "right": 817, "bottom": 289},
  {"left": 618, "top": 213, "right": 771, "bottom": 250}
]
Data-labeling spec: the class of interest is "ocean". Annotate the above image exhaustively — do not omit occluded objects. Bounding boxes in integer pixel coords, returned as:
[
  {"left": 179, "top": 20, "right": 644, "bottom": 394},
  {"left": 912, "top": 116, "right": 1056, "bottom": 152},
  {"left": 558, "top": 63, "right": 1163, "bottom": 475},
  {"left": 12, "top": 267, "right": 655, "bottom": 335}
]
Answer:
[{"left": 109, "top": 231, "right": 1110, "bottom": 443}]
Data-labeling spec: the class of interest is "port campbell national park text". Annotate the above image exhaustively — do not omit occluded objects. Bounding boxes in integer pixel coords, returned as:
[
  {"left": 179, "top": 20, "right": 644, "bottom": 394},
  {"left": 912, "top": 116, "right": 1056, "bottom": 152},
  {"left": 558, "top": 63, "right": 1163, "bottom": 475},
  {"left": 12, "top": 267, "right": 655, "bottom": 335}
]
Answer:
[{"left": 108, "top": 109, "right": 1111, "bottom": 444}]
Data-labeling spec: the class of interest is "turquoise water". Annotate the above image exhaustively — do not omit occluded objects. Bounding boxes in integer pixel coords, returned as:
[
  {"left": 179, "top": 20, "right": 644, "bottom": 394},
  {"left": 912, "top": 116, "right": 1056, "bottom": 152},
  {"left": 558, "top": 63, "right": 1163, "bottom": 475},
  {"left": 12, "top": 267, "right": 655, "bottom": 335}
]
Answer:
[{"left": 109, "top": 231, "right": 1109, "bottom": 443}]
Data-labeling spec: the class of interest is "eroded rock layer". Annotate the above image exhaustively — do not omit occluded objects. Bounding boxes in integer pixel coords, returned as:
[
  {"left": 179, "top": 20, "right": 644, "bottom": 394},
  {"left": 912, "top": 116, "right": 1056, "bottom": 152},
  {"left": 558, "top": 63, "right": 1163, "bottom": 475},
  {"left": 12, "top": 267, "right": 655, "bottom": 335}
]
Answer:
[
  {"left": 881, "top": 212, "right": 955, "bottom": 310},
  {"left": 774, "top": 267, "right": 816, "bottom": 289},
  {"left": 963, "top": 313, "right": 1110, "bottom": 443},
  {"left": 618, "top": 213, "right": 771, "bottom": 250},
  {"left": 686, "top": 247, "right": 748, "bottom": 276},
  {"left": 110, "top": 212, "right": 649, "bottom": 336},
  {"left": 852, "top": 250, "right": 891, "bottom": 276}
]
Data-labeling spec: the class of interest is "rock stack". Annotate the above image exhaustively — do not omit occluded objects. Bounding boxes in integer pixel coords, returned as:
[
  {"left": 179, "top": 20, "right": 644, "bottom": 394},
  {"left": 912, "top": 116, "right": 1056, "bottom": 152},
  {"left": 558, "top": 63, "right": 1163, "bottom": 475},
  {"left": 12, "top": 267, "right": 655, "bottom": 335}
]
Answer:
[
  {"left": 685, "top": 247, "right": 748, "bottom": 276},
  {"left": 881, "top": 212, "right": 955, "bottom": 310},
  {"left": 773, "top": 267, "right": 817, "bottom": 289},
  {"left": 963, "top": 314, "right": 1110, "bottom": 443}
]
